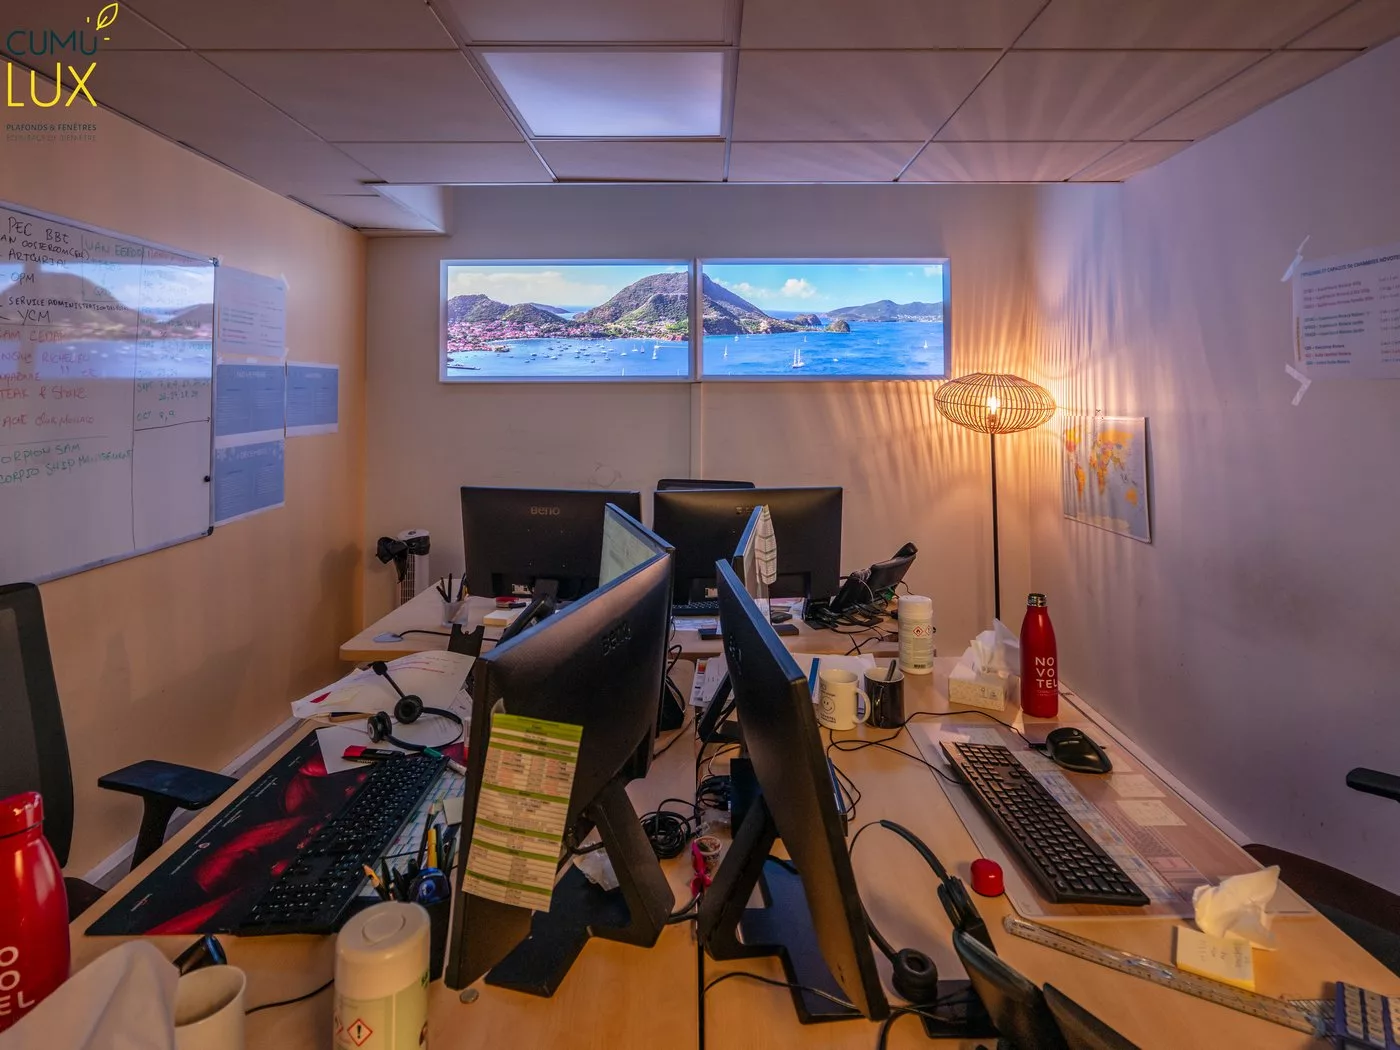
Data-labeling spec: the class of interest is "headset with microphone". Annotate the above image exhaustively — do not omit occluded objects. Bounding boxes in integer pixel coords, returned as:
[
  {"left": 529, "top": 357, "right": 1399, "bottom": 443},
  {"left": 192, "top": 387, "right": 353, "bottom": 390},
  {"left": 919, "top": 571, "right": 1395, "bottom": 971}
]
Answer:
[
  {"left": 364, "top": 660, "right": 464, "bottom": 753},
  {"left": 857, "top": 819, "right": 994, "bottom": 1009}
]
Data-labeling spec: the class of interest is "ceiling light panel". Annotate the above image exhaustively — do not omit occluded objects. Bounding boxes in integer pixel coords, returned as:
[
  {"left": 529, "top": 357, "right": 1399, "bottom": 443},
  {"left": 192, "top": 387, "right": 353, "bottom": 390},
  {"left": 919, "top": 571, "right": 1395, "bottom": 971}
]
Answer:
[{"left": 481, "top": 51, "right": 725, "bottom": 137}]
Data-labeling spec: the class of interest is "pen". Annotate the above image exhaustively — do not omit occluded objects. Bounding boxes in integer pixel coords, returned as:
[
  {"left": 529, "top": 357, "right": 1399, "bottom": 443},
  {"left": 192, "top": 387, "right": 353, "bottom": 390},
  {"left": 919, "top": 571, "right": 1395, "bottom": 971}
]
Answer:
[
  {"left": 456, "top": 575, "right": 468, "bottom": 602},
  {"left": 362, "top": 863, "right": 389, "bottom": 901},
  {"left": 886, "top": 657, "right": 898, "bottom": 682},
  {"left": 426, "top": 827, "right": 438, "bottom": 871},
  {"left": 422, "top": 746, "right": 466, "bottom": 776}
]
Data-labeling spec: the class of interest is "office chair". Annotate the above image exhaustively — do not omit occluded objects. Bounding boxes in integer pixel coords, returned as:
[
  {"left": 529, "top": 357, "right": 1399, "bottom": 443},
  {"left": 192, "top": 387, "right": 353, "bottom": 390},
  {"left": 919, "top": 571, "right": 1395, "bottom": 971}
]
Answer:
[
  {"left": 1042, "top": 985, "right": 1140, "bottom": 1050},
  {"left": 953, "top": 928, "right": 1068, "bottom": 1049},
  {"left": 654, "top": 478, "right": 755, "bottom": 491},
  {"left": 1245, "top": 767, "right": 1400, "bottom": 977},
  {"left": 1, "top": 582, "right": 236, "bottom": 919}
]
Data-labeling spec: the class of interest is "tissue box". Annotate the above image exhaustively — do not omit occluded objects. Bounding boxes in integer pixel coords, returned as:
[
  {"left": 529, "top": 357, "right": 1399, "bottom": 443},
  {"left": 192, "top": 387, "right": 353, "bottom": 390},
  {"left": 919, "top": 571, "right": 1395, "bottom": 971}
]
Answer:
[{"left": 947, "top": 663, "right": 1009, "bottom": 711}]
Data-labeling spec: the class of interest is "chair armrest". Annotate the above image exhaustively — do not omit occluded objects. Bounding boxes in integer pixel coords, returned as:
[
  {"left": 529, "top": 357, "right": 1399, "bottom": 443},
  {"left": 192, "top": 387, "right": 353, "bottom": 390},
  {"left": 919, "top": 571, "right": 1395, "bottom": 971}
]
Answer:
[
  {"left": 1347, "top": 768, "right": 1400, "bottom": 803},
  {"left": 98, "top": 760, "right": 236, "bottom": 810}
]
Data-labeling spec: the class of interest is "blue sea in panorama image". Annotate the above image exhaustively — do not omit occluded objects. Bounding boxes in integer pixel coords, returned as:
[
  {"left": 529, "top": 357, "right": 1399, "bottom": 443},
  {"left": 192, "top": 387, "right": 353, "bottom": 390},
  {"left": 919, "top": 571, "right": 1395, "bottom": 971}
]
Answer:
[{"left": 442, "top": 262, "right": 947, "bottom": 379}]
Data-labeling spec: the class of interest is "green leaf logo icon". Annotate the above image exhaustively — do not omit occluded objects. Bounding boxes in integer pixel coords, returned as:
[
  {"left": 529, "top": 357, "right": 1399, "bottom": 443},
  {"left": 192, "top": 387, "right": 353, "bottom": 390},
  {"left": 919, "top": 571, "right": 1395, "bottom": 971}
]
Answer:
[{"left": 96, "top": 3, "right": 119, "bottom": 30}]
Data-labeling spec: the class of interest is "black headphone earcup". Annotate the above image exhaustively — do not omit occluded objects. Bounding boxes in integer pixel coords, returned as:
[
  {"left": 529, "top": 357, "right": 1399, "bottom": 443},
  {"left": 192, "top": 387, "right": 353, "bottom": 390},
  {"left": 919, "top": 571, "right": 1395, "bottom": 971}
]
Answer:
[
  {"left": 395, "top": 694, "right": 424, "bottom": 724},
  {"left": 890, "top": 948, "right": 940, "bottom": 1006},
  {"left": 366, "top": 712, "right": 393, "bottom": 743}
]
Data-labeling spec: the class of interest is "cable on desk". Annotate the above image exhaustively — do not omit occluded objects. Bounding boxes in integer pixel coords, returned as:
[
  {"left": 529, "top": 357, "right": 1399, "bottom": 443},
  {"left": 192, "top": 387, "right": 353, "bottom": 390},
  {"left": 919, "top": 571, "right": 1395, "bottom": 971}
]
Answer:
[
  {"left": 703, "top": 970, "right": 857, "bottom": 1011},
  {"left": 640, "top": 798, "right": 699, "bottom": 859},
  {"left": 905, "top": 708, "right": 1033, "bottom": 747},
  {"left": 826, "top": 731, "right": 964, "bottom": 788},
  {"left": 667, "top": 893, "right": 700, "bottom": 923},
  {"left": 652, "top": 707, "right": 692, "bottom": 760},
  {"left": 393, "top": 629, "right": 452, "bottom": 638},
  {"left": 245, "top": 978, "right": 334, "bottom": 1015},
  {"left": 695, "top": 773, "right": 731, "bottom": 814}
]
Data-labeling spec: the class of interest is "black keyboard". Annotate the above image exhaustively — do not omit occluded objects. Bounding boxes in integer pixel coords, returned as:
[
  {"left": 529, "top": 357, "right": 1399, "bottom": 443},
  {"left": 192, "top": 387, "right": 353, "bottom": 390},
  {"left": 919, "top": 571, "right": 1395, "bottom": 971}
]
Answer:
[
  {"left": 942, "top": 742, "right": 1149, "bottom": 907},
  {"left": 673, "top": 600, "right": 719, "bottom": 616},
  {"left": 236, "top": 754, "right": 446, "bottom": 935}
]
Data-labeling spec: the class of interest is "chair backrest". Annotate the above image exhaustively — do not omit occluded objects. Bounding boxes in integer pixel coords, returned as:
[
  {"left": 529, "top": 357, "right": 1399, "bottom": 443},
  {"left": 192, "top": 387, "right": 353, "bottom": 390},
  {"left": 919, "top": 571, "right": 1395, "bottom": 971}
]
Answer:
[
  {"left": 1043, "top": 985, "right": 1140, "bottom": 1050},
  {"left": 654, "top": 478, "right": 755, "bottom": 491},
  {"left": 0, "top": 583, "right": 75, "bottom": 866},
  {"left": 953, "top": 929, "right": 1067, "bottom": 1050}
]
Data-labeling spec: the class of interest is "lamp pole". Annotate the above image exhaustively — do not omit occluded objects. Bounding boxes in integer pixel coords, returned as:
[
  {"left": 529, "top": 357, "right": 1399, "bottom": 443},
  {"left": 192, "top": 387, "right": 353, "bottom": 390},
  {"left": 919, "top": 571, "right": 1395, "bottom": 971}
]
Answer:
[{"left": 990, "top": 431, "right": 1000, "bottom": 623}]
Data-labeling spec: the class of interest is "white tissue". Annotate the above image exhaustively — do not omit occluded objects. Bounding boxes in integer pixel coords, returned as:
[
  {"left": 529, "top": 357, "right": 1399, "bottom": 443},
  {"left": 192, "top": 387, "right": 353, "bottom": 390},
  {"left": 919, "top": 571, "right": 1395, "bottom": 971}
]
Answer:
[
  {"left": 0, "top": 941, "right": 178, "bottom": 1050},
  {"left": 968, "top": 620, "right": 1020, "bottom": 675},
  {"left": 573, "top": 848, "right": 619, "bottom": 892},
  {"left": 1192, "top": 865, "right": 1281, "bottom": 950}
]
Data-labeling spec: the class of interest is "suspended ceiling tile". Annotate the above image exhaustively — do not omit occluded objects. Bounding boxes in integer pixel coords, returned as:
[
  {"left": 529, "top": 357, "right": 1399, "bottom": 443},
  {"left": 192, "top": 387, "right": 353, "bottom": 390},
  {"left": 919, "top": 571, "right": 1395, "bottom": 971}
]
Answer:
[
  {"left": 1141, "top": 50, "right": 1359, "bottom": 140},
  {"left": 126, "top": 0, "right": 457, "bottom": 49},
  {"left": 297, "top": 193, "right": 443, "bottom": 231},
  {"left": 207, "top": 51, "right": 522, "bottom": 142},
  {"left": 902, "top": 141, "right": 1117, "bottom": 182},
  {"left": 481, "top": 51, "right": 724, "bottom": 137},
  {"left": 1290, "top": 0, "right": 1400, "bottom": 48},
  {"left": 733, "top": 50, "right": 999, "bottom": 141},
  {"left": 537, "top": 140, "right": 725, "bottom": 181},
  {"left": 337, "top": 142, "right": 552, "bottom": 182},
  {"left": 727, "top": 141, "right": 919, "bottom": 181},
  {"left": 740, "top": 0, "right": 1046, "bottom": 48},
  {"left": 940, "top": 50, "right": 1259, "bottom": 141},
  {"left": 204, "top": 140, "right": 380, "bottom": 196},
  {"left": 76, "top": 51, "right": 318, "bottom": 148},
  {"left": 6, "top": 1, "right": 185, "bottom": 49},
  {"left": 1069, "top": 140, "right": 1191, "bottom": 181},
  {"left": 445, "top": 0, "right": 729, "bottom": 43},
  {"left": 1017, "top": 0, "right": 1353, "bottom": 48}
]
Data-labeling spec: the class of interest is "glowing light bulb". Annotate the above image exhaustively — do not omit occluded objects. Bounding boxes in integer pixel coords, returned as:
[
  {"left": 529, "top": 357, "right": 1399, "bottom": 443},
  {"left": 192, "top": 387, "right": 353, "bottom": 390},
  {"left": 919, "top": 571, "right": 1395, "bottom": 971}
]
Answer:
[{"left": 986, "top": 395, "right": 1000, "bottom": 416}]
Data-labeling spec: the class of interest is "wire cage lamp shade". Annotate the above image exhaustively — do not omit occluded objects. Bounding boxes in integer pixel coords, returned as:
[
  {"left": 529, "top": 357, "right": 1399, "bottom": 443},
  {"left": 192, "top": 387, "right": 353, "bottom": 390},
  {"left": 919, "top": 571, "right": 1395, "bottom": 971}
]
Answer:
[{"left": 933, "top": 373, "right": 1056, "bottom": 435}]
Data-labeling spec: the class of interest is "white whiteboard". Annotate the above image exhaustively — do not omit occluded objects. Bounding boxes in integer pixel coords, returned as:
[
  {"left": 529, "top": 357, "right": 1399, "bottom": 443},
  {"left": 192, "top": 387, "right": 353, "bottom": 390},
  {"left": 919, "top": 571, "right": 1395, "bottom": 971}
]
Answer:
[{"left": 0, "top": 200, "right": 216, "bottom": 582}]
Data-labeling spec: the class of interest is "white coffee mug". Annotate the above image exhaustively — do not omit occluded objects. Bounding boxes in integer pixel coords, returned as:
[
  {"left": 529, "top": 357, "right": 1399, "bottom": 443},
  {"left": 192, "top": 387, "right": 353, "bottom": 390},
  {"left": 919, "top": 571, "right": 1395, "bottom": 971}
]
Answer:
[
  {"left": 817, "top": 668, "right": 870, "bottom": 731},
  {"left": 174, "top": 965, "right": 246, "bottom": 1050}
]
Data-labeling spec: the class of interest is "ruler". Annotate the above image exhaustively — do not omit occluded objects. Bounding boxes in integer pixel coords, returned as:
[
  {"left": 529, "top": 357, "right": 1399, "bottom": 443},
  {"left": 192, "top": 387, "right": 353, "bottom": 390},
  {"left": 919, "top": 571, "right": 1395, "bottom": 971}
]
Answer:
[{"left": 1002, "top": 915, "right": 1330, "bottom": 1036}]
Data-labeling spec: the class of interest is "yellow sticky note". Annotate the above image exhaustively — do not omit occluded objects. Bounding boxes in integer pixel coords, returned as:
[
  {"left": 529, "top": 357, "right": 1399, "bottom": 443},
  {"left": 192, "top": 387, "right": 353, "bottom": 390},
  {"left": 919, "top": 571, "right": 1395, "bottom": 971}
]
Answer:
[{"left": 1174, "top": 926, "right": 1255, "bottom": 990}]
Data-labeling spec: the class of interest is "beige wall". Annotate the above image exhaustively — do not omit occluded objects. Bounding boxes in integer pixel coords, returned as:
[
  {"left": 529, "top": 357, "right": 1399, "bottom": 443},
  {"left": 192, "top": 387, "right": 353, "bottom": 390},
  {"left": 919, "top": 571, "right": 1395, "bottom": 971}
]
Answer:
[
  {"left": 2, "top": 105, "right": 366, "bottom": 875},
  {"left": 1026, "top": 41, "right": 1400, "bottom": 890},
  {"left": 365, "top": 183, "right": 1037, "bottom": 651}
]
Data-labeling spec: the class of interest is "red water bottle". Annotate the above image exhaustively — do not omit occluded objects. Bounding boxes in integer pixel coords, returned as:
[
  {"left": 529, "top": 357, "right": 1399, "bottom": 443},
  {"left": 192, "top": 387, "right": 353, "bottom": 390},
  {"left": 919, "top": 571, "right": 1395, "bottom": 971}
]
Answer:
[
  {"left": 1019, "top": 593, "right": 1059, "bottom": 718},
  {"left": 0, "top": 792, "right": 70, "bottom": 1032}
]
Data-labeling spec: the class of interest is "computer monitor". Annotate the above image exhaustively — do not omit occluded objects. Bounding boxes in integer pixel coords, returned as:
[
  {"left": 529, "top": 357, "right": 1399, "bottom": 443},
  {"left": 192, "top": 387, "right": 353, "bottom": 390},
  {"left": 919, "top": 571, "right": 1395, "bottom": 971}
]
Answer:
[
  {"left": 460, "top": 487, "right": 643, "bottom": 601},
  {"left": 655, "top": 478, "right": 755, "bottom": 491},
  {"left": 601, "top": 502, "right": 674, "bottom": 586},
  {"left": 445, "top": 552, "right": 675, "bottom": 997},
  {"left": 699, "top": 558, "right": 889, "bottom": 1023},
  {"left": 652, "top": 486, "right": 842, "bottom": 604}
]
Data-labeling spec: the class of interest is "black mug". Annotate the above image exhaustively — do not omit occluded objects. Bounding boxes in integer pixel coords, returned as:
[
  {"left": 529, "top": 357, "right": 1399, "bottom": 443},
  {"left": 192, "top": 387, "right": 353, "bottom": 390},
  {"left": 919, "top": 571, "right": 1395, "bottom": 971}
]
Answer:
[{"left": 865, "top": 666, "right": 905, "bottom": 729}]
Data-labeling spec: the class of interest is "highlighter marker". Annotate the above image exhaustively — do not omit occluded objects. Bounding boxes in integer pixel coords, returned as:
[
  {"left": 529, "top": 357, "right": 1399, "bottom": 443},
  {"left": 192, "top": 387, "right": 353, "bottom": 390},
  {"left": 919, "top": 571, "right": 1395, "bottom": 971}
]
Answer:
[{"left": 343, "top": 745, "right": 402, "bottom": 763}]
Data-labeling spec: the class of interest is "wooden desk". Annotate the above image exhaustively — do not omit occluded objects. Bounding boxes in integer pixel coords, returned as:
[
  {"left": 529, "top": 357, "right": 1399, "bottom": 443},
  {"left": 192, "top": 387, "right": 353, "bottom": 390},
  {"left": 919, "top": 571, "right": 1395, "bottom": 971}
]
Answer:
[
  {"left": 342, "top": 584, "right": 895, "bottom": 663},
  {"left": 697, "top": 665, "right": 1400, "bottom": 1048},
  {"left": 71, "top": 668, "right": 701, "bottom": 1050}
]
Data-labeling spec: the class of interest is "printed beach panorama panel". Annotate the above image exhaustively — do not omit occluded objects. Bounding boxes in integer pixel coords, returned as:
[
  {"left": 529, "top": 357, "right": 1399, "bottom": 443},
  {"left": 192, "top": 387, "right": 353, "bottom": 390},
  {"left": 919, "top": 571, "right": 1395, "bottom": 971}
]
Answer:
[
  {"left": 442, "top": 263, "right": 693, "bottom": 379},
  {"left": 700, "top": 262, "right": 946, "bottom": 378}
]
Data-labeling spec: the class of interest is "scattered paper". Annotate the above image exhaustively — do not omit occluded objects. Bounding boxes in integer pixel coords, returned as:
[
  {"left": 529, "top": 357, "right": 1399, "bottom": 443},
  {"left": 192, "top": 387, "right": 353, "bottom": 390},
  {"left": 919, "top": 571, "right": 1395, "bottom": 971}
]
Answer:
[
  {"left": 462, "top": 714, "right": 581, "bottom": 912},
  {"left": 1108, "top": 773, "right": 1166, "bottom": 799},
  {"left": 1117, "top": 799, "right": 1185, "bottom": 826},
  {"left": 292, "top": 650, "right": 474, "bottom": 719},
  {"left": 314, "top": 691, "right": 469, "bottom": 774},
  {"left": 673, "top": 616, "right": 719, "bottom": 631},
  {"left": 690, "top": 656, "right": 729, "bottom": 708},
  {"left": 442, "top": 796, "right": 464, "bottom": 826},
  {"left": 1174, "top": 925, "right": 1255, "bottom": 990}
]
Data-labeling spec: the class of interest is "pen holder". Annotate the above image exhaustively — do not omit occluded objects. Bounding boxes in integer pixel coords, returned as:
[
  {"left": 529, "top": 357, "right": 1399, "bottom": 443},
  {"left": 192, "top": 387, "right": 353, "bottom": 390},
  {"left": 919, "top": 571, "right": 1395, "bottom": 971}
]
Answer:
[
  {"left": 440, "top": 599, "right": 465, "bottom": 626},
  {"left": 424, "top": 898, "right": 450, "bottom": 981}
]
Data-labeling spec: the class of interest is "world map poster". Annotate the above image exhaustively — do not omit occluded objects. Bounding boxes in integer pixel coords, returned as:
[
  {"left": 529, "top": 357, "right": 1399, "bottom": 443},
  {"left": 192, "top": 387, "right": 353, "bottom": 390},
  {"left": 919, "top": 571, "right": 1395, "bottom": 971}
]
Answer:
[{"left": 1062, "top": 416, "right": 1152, "bottom": 543}]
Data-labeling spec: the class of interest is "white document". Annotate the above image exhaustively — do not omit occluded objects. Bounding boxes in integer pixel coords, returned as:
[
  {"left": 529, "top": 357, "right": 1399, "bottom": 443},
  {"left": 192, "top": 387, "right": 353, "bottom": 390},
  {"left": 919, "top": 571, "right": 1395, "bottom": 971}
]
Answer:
[
  {"left": 1108, "top": 773, "right": 1166, "bottom": 799},
  {"left": 292, "top": 650, "right": 474, "bottom": 719},
  {"left": 1117, "top": 799, "right": 1186, "bottom": 827},
  {"left": 1293, "top": 241, "right": 1400, "bottom": 379}
]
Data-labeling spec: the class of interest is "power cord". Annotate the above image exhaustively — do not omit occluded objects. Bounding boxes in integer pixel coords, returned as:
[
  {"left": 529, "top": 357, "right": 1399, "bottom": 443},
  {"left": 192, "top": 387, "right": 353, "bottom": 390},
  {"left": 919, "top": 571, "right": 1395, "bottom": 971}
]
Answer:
[
  {"left": 640, "top": 798, "right": 699, "bottom": 859},
  {"left": 245, "top": 978, "right": 334, "bottom": 1015}
]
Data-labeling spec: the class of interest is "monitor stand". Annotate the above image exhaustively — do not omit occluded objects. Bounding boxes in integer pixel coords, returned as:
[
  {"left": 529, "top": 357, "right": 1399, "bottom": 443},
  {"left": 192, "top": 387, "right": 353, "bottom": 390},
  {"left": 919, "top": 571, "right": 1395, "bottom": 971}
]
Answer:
[
  {"left": 484, "top": 776, "right": 673, "bottom": 997},
  {"left": 699, "top": 795, "right": 996, "bottom": 1039}
]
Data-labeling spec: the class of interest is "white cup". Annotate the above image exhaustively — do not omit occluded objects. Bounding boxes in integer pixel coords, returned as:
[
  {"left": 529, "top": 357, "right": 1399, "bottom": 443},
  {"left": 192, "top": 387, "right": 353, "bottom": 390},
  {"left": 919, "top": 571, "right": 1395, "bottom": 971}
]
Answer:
[
  {"left": 817, "top": 668, "right": 870, "bottom": 731},
  {"left": 174, "top": 965, "right": 246, "bottom": 1050}
]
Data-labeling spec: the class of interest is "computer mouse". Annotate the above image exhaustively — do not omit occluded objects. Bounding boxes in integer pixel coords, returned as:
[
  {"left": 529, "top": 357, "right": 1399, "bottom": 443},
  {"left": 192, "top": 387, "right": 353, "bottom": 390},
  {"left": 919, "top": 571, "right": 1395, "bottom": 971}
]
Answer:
[{"left": 1044, "top": 727, "right": 1112, "bottom": 775}]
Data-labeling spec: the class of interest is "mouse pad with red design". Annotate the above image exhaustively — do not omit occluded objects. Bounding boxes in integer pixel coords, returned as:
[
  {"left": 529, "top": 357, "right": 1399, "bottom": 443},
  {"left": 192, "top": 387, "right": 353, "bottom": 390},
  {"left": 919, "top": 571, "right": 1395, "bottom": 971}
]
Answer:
[{"left": 86, "top": 733, "right": 448, "bottom": 936}]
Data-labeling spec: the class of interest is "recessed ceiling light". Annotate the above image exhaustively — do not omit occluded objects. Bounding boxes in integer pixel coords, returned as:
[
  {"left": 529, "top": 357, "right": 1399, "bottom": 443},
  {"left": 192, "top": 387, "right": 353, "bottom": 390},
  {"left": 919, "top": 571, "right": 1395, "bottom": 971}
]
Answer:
[{"left": 481, "top": 51, "right": 724, "bottom": 138}]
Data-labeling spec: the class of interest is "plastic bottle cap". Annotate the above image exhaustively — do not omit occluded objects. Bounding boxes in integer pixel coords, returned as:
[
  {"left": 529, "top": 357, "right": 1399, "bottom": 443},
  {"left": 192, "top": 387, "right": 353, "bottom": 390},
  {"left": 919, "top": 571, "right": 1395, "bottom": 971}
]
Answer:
[
  {"left": 363, "top": 909, "right": 408, "bottom": 945},
  {"left": 901, "top": 595, "right": 932, "bottom": 617},
  {"left": 0, "top": 791, "right": 43, "bottom": 838},
  {"left": 970, "top": 858, "right": 1004, "bottom": 897}
]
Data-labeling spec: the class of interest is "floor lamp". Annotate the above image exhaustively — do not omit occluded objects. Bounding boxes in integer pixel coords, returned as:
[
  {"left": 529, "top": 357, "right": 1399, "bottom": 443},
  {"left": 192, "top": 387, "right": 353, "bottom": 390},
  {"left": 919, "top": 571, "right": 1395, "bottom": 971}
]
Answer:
[{"left": 933, "top": 372, "right": 1056, "bottom": 622}]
